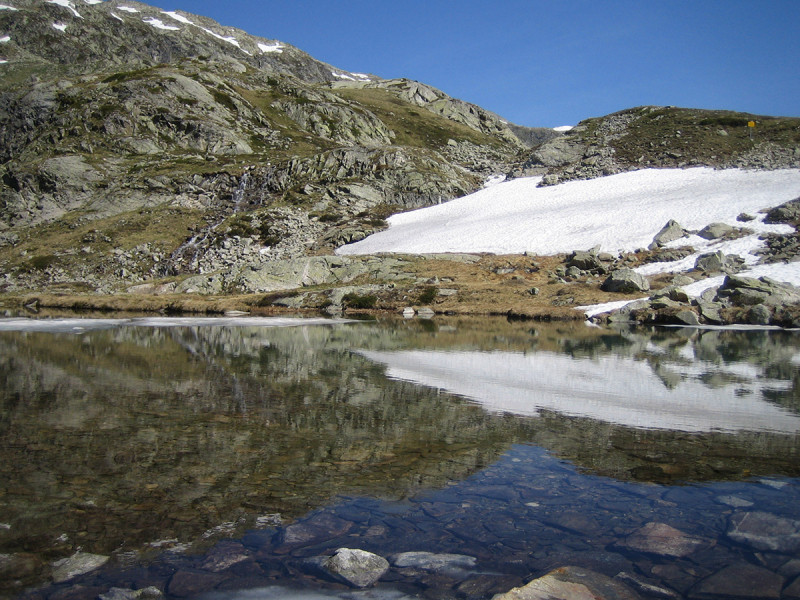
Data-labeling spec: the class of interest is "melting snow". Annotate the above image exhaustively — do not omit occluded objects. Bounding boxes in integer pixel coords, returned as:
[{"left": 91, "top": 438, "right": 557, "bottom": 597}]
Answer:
[
  {"left": 0, "top": 35, "right": 10, "bottom": 42},
  {"left": 257, "top": 42, "right": 283, "bottom": 53},
  {"left": 52, "top": 21, "right": 67, "bottom": 31},
  {"left": 110, "top": 11, "right": 122, "bottom": 21},
  {"left": 82, "top": 0, "right": 103, "bottom": 4},
  {"left": 47, "top": 0, "right": 82, "bottom": 18},
  {"left": 553, "top": 125, "right": 574, "bottom": 131},
  {"left": 116, "top": 6, "right": 139, "bottom": 13},
  {"left": 332, "top": 71, "right": 370, "bottom": 81},
  {"left": 198, "top": 26, "right": 241, "bottom": 47},
  {"left": 0, "top": 60, "right": 8, "bottom": 64},
  {"left": 0, "top": 4, "right": 18, "bottom": 10},
  {"left": 143, "top": 17, "right": 180, "bottom": 31},
  {"left": 162, "top": 10, "right": 193, "bottom": 25}
]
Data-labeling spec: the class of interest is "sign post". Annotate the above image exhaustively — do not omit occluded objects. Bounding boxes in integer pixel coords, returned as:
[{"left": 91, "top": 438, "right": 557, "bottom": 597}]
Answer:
[{"left": 748, "top": 121, "right": 756, "bottom": 141}]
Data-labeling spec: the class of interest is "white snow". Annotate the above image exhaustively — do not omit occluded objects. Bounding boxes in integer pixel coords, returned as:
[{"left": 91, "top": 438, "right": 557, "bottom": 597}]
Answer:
[
  {"left": 359, "top": 349, "right": 800, "bottom": 434},
  {"left": 47, "top": 0, "right": 82, "bottom": 18},
  {"left": 82, "top": 0, "right": 103, "bottom": 4},
  {"left": 0, "top": 60, "right": 8, "bottom": 64},
  {"left": 162, "top": 10, "right": 193, "bottom": 25},
  {"left": 339, "top": 168, "right": 800, "bottom": 257},
  {"left": 197, "top": 26, "right": 240, "bottom": 47},
  {"left": 553, "top": 125, "right": 574, "bottom": 132},
  {"left": 483, "top": 174, "right": 506, "bottom": 188},
  {"left": 110, "top": 11, "right": 123, "bottom": 21},
  {"left": 0, "top": 35, "right": 10, "bottom": 43},
  {"left": 116, "top": 5, "right": 138, "bottom": 12},
  {"left": 52, "top": 21, "right": 67, "bottom": 31},
  {"left": 143, "top": 17, "right": 180, "bottom": 31},
  {"left": 257, "top": 42, "right": 284, "bottom": 53},
  {"left": 0, "top": 5, "right": 18, "bottom": 10}
]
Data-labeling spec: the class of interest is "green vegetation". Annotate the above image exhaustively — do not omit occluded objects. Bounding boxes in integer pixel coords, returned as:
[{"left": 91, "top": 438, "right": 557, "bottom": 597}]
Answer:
[
  {"left": 342, "top": 292, "right": 378, "bottom": 309},
  {"left": 418, "top": 286, "right": 438, "bottom": 304}
]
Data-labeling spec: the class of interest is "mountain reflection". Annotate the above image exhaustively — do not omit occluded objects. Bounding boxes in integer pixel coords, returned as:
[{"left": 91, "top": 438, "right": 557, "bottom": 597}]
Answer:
[{"left": 1, "top": 316, "right": 800, "bottom": 590}]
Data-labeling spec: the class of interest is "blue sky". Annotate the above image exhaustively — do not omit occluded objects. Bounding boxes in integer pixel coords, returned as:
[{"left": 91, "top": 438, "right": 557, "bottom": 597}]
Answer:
[{"left": 154, "top": 0, "right": 799, "bottom": 128}]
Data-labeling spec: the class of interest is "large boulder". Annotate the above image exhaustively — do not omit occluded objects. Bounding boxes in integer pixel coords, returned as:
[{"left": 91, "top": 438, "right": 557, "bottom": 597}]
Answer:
[
  {"left": 697, "top": 222, "right": 735, "bottom": 240},
  {"left": 649, "top": 219, "right": 687, "bottom": 248},
  {"left": 323, "top": 548, "right": 389, "bottom": 588},
  {"left": 765, "top": 197, "right": 800, "bottom": 224},
  {"left": 718, "top": 275, "right": 800, "bottom": 308},
  {"left": 601, "top": 269, "right": 650, "bottom": 293},
  {"left": 492, "top": 566, "right": 642, "bottom": 600}
]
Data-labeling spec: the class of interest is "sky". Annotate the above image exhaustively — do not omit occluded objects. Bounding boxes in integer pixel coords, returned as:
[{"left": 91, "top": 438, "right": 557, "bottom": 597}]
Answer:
[{"left": 127, "top": 1, "right": 799, "bottom": 127}]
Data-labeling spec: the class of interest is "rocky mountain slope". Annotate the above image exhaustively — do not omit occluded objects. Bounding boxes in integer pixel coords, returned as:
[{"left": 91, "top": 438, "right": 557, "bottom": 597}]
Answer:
[{"left": 0, "top": 0, "right": 548, "bottom": 293}]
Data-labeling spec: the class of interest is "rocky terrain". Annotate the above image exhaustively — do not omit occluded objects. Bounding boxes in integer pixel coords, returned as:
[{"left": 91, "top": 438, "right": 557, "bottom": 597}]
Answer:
[{"left": 1, "top": 1, "right": 800, "bottom": 327}]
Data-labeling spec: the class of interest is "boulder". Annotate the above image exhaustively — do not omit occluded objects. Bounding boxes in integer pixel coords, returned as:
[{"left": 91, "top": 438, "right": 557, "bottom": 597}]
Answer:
[
  {"left": 51, "top": 552, "right": 110, "bottom": 583},
  {"left": 727, "top": 511, "right": 800, "bottom": 552},
  {"left": 601, "top": 269, "right": 650, "bottom": 293},
  {"left": 616, "top": 522, "right": 706, "bottom": 558},
  {"left": 697, "top": 222, "right": 734, "bottom": 240},
  {"left": 672, "top": 310, "right": 700, "bottom": 326},
  {"left": 748, "top": 304, "right": 772, "bottom": 325},
  {"left": 765, "top": 197, "right": 800, "bottom": 224},
  {"left": 323, "top": 548, "right": 389, "bottom": 588},
  {"left": 650, "top": 220, "right": 686, "bottom": 248},
  {"left": 718, "top": 275, "right": 800, "bottom": 308},
  {"left": 567, "top": 250, "right": 603, "bottom": 271},
  {"left": 492, "top": 566, "right": 642, "bottom": 600},
  {"left": 392, "top": 551, "right": 476, "bottom": 573}
]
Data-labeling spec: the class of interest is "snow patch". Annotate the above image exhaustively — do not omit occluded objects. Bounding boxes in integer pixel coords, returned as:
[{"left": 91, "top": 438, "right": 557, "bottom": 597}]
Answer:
[
  {"left": 0, "top": 5, "right": 18, "bottom": 10},
  {"left": 47, "top": 0, "right": 82, "bottom": 18},
  {"left": 483, "top": 174, "right": 506, "bottom": 188},
  {"left": 116, "top": 6, "right": 138, "bottom": 13},
  {"left": 553, "top": 125, "right": 574, "bottom": 132},
  {"left": 337, "top": 168, "right": 800, "bottom": 258},
  {"left": 52, "top": 21, "right": 67, "bottom": 31},
  {"left": 0, "top": 59, "right": 8, "bottom": 64},
  {"left": 0, "top": 35, "right": 10, "bottom": 43},
  {"left": 198, "top": 26, "right": 240, "bottom": 47},
  {"left": 143, "top": 17, "right": 180, "bottom": 31},
  {"left": 257, "top": 42, "right": 284, "bottom": 53},
  {"left": 110, "top": 11, "right": 123, "bottom": 21},
  {"left": 82, "top": 0, "right": 103, "bottom": 4},
  {"left": 162, "top": 10, "right": 193, "bottom": 25}
]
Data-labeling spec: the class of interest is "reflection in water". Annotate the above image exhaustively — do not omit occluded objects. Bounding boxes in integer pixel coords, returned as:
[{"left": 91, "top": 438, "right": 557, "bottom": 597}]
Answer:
[
  {"left": 0, "top": 317, "right": 799, "bottom": 598},
  {"left": 358, "top": 349, "right": 800, "bottom": 433}
]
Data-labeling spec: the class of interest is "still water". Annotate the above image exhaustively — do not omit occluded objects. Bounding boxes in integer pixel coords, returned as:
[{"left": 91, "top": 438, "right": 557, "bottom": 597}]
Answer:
[{"left": 1, "top": 315, "right": 799, "bottom": 599}]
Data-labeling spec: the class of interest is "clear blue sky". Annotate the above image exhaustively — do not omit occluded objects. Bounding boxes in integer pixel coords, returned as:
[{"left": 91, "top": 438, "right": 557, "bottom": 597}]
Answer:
[{"left": 154, "top": 0, "right": 799, "bottom": 128}]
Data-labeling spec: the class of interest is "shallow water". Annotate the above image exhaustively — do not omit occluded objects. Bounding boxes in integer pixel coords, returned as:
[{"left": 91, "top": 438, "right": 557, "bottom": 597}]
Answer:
[{"left": 1, "top": 316, "right": 799, "bottom": 599}]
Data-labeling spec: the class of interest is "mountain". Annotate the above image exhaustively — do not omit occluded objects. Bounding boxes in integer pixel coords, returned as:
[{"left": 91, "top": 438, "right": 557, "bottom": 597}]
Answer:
[
  {"left": 1, "top": 1, "right": 799, "bottom": 317},
  {"left": 0, "top": 0, "right": 546, "bottom": 294}
]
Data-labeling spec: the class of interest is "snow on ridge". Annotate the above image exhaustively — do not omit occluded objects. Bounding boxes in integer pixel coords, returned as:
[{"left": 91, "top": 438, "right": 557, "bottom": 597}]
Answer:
[
  {"left": 553, "top": 125, "right": 574, "bottom": 132},
  {"left": 143, "top": 16, "right": 180, "bottom": 31},
  {"left": 257, "top": 42, "right": 283, "bottom": 54},
  {"left": 82, "top": 0, "right": 103, "bottom": 4},
  {"left": 198, "top": 26, "right": 241, "bottom": 48},
  {"left": 162, "top": 10, "right": 193, "bottom": 25},
  {"left": 332, "top": 71, "right": 371, "bottom": 82},
  {"left": 52, "top": 21, "right": 67, "bottom": 31},
  {"left": 0, "top": 4, "right": 19, "bottom": 11},
  {"left": 116, "top": 5, "right": 138, "bottom": 12},
  {"left": 109, "top": 11, "right": 122, "bottom": 21},
  {"left": 47, "top": 0, "right": 82, "bottom": 18}
]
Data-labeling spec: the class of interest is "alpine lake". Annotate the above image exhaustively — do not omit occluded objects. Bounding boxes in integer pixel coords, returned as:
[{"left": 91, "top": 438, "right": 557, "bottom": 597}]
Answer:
[{"left": 1, "top": 313, "right": 800, "bottom": 600}]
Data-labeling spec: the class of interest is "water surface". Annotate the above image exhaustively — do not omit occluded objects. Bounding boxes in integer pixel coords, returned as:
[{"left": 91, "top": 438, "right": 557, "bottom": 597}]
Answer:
[{"left": 1, "top": 316, "right": 799, "bottom": 599}]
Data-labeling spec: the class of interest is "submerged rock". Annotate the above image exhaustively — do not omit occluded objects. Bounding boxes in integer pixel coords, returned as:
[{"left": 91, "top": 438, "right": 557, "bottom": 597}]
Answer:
[
  {"left": 616, "top": 522, "right": 706, "bottom": 557},
  {"left": 51, "top": 552, "right": 110, "bottom": 583},
  {"left": 493, "top": 566, "right": 642, "bottom": 600},
  {"left": 727, "top": 511, "right": 800, "bottom": 552},
  {"left": 690, "top": 563, "right": 783, "bottom": 599},
  {"left": 323, "top": 548, "right": 389, "bottom": 588},
  {"left": 392, "top": 551, "right": 476, "bottom": 573}
]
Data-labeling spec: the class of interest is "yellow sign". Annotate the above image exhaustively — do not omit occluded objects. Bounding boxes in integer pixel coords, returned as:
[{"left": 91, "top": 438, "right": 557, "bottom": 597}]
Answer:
[{"left": 748, "top": 121, "right": 756, "bottom": 127}]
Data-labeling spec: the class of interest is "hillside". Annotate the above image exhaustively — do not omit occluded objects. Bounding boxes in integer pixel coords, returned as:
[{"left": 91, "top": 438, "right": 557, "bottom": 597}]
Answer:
[{"left": 0, "top": 0, "right": 538, "bottom": 294}]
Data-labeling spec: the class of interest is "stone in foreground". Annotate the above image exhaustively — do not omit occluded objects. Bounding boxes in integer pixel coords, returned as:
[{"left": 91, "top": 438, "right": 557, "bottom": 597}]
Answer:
[
  {"left": 616, "top": 522, "right": 706, "bottom": 557},
  {"left": 51, "top": 552, "right": 110, "bottom": 583},
  {"left": 492, "top": 566, "right": 642, "bottom": 600},
  {"left": 324, "top": 548, "right": 389, "bottom": 588}
]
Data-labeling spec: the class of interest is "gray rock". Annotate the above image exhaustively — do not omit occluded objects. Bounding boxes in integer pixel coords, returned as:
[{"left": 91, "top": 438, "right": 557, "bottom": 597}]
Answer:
[
  {"left": 694, "top": 251, "right": 728, "bottom": 273},
  {"left": 100, "top": 587, "right": 164, "bottom": 600},
  {"left": 324, "top": 548, "right": 389, "bottom": 588},
  {"left": 601, "top": 269, "right": 650, "bottom": 293},
  {"left": 673, "top": 310, "right": 700, "bottom": 326},
  {"left": 765, "top": 197, "right": 800, "bottom": 224},
  {"left": 51, "top": 552, "right": 110, "bottom": 583},
  {"left": 567, "top": 250, "right": 603, "bottom": 271},
  {"left": 737, "top": 213, "right": 756, "bottom": 222},
  {"left": 392, "top": 551, "right": 476, "bottom": 573},
  {"left": 699, "top": 303, "right": 725, "bottom": 324},
  {"left": 697, "top": 222, "right": 734, "bottom": 240},
  {"left": 493, "top": 566, "right": 642, "bottom": 600},
  {"left": 650, "top": 219, "right": 687, "bottom": 248},
  {"left": 748, "top": 304, "right": 772, "bottom": 325},
  {"left": 617, "top": 522, "right": 706, "bottom": 557},
  {"left": 691, "top": 563, "right": 783, "bottom": 599},
  {"left": 718, "top": 275, "right": 800, "bottom": 308},
  {"left": 727, "top": 511, "right": 800, "bottom": 552}
]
